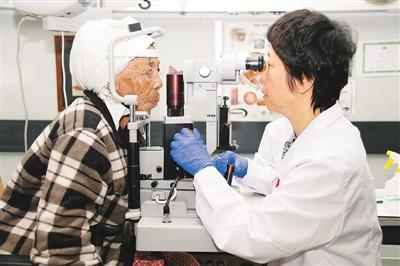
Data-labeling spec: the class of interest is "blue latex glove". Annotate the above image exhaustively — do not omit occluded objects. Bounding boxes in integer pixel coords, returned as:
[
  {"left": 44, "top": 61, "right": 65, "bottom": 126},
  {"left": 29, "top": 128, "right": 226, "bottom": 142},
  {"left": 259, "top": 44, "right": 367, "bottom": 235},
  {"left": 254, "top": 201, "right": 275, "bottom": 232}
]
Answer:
[
  {"left": 212, "top": 151, "right": 248, "bottom": 177},
  {"left": 170, "top": 128, "right": 213, "bottom": 176}
]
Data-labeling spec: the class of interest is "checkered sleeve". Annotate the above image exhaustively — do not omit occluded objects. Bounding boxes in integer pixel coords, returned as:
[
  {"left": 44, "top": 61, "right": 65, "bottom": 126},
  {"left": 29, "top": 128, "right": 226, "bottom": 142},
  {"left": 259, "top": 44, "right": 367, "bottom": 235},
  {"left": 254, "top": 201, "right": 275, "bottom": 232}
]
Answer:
[{"left": 31, "top": 129, "right": 110, "bottom": 265}]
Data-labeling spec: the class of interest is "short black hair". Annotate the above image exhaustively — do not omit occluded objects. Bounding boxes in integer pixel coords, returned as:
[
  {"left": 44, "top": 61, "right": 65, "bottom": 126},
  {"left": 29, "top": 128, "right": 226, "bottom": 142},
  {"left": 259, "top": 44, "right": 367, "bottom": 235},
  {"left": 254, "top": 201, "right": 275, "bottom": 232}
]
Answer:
[{"left": 267, "top": 9, "right": 357, "bottom": 112}]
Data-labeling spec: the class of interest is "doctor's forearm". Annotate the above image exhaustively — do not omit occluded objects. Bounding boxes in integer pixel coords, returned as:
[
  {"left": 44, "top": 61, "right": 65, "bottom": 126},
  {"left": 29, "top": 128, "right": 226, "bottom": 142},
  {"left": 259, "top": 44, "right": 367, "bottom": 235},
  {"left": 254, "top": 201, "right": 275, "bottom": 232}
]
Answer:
[
  {"left": 242, "top": 160, "right": 277, "bottom": 195},
  {"left": 194, "top": 167, "right": 288, "bottom": 263}
]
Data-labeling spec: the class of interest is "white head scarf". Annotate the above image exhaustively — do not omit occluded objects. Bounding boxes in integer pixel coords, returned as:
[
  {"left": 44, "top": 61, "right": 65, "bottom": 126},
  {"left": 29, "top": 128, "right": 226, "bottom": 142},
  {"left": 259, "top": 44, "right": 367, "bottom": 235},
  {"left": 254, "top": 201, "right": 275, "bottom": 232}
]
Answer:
[{"left": 70, "top": 17, "right": 158, "bottom": 95}]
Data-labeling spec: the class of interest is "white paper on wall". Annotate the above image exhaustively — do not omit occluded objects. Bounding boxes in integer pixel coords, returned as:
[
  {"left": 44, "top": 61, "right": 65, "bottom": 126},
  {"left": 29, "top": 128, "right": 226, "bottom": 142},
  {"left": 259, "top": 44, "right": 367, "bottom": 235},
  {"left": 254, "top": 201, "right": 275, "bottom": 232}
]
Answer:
[
  {"left": 222, "top": 22, "right": 269, "bottom": 55},
  {"left": 339, "top": 79, "right": 356, "bottom": 116},
  {"left": 217, "top": 21, "right": 282, "bottom": 121},
  {"left": 358, "top": 41, "right": 400, "bottom": 76}
]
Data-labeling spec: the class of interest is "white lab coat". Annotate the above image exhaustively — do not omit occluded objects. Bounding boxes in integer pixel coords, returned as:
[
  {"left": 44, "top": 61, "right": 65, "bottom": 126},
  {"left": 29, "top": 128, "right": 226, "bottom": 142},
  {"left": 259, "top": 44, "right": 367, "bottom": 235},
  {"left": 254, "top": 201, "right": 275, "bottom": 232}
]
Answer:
[{"left": 194, "top": 103, "right": 382, "bottom": 265}]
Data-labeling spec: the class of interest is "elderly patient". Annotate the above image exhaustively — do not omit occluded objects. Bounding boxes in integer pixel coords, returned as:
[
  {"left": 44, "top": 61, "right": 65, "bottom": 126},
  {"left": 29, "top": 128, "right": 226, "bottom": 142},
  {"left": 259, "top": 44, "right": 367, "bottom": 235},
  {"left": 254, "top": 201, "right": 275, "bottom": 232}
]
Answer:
[{"left": 0, "top": 17, "right": 161, "bottom": 265}]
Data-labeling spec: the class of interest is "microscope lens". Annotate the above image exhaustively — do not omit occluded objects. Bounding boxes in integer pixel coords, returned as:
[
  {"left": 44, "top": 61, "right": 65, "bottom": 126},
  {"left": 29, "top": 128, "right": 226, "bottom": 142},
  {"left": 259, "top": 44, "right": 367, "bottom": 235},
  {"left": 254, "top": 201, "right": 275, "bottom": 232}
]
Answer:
[
  {"left": 245, "top": 55, "right": 264, "bottom": 72},
  {"left": 166, "top": 73, "right": 184, "bottom": 116}
]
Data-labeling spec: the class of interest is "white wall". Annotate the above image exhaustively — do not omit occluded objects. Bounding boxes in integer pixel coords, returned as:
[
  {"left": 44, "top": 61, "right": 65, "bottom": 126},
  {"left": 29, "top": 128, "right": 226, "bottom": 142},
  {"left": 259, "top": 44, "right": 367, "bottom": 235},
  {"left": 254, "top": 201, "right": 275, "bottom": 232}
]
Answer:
[
  {"left": 147, "top": 14, "right": 400, "bottom": 122},
  {"left": 1, "top": 10, "right": 59, "bottom": 120},
  {"left": 0, "top": 9, "right": 399, "bottom": 185},
  {"left": 0, "top": 152, "right": 22, "bottom": 187},
  {"left": 348, "top": 14, "right": 400, "bottom": 121}
]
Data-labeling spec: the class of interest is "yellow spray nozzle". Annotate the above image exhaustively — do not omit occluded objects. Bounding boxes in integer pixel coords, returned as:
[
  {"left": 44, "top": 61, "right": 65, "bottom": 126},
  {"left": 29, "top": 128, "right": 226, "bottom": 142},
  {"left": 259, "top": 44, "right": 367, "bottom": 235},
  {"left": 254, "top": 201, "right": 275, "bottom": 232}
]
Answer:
[
  {"left": 383, "top": 158, "right": 394, "bottom": 170},
  {"left": 383, "top": 150, "right": 400, "bottom": 170}
]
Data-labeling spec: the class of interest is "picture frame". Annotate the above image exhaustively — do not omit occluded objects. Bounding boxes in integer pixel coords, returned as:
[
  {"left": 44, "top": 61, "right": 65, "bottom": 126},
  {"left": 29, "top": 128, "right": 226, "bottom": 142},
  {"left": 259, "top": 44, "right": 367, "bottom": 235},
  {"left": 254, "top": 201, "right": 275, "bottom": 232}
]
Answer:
[{"left": 362, "top": 41, "right": 400, "bottom": 75}]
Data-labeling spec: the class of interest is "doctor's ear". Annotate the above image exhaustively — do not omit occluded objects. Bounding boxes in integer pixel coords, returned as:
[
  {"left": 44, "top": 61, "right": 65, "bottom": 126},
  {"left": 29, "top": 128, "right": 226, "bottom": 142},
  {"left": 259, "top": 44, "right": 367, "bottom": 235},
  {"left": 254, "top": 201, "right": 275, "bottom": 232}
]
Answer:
[{"left": 294, "top": 75, "right": 314, "bottom": 94}]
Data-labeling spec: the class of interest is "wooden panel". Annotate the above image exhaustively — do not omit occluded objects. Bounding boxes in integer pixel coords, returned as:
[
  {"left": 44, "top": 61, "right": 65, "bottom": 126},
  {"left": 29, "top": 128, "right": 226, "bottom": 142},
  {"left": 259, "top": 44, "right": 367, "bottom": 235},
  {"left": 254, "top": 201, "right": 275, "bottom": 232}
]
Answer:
[{"left": 54, "top": 35, "right": 75, "bottom": 112}]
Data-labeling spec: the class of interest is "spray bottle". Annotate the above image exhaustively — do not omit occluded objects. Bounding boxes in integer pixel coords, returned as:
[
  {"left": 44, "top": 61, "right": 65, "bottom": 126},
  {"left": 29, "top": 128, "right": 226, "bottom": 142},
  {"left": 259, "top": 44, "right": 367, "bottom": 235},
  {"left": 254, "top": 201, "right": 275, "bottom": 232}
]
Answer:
[{"left": 382, "top": 150, "right": 400, "bottom": 216}]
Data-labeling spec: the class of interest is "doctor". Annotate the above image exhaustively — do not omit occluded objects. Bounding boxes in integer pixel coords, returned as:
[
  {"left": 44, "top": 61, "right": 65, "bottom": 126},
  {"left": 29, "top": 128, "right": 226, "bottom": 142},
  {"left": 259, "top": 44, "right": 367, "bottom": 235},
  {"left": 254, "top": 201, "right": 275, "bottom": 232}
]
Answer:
[{"left": 170, "top": 9, "right": 382, "bottom": 265}]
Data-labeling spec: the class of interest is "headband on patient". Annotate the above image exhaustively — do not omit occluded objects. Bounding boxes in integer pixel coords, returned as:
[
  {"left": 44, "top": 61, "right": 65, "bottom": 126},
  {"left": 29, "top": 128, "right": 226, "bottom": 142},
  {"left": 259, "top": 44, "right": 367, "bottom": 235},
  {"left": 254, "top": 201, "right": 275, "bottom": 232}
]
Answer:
[{"left": 70, "top": 17, "right": 159, "bottom": 95}]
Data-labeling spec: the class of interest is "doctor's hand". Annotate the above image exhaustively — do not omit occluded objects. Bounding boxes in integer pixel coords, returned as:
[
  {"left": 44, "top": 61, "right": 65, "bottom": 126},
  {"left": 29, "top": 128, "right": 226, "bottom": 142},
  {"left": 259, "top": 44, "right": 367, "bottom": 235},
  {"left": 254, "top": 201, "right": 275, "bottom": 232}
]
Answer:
[
  {"left": 212, "top": 151, "right": 248, "bottom": 177},
  {"left": 170, "top": 128, "right": 213, "bottom": 176}
]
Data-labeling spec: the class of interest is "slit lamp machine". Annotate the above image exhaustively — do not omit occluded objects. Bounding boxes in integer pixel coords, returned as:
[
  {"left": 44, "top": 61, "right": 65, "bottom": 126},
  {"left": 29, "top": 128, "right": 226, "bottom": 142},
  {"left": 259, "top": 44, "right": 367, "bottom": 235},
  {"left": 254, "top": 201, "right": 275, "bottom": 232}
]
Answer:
[{"left": 108, "top": 25, "right": 264, "bottom": 264}]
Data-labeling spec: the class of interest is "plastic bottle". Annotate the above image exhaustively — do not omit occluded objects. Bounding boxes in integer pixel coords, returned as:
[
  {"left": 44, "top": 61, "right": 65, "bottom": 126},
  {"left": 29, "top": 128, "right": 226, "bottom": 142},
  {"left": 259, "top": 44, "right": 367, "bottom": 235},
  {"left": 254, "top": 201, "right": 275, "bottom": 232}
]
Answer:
[{"left": 382, "top": 150, "right": 400, "bottom": 216}]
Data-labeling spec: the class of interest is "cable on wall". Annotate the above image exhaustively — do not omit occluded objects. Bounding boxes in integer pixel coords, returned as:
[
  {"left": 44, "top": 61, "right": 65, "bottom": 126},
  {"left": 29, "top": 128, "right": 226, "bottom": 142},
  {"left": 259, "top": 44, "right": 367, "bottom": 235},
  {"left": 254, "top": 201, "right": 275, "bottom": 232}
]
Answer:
[
  {"left": 16, "top": 15, "right": 37, "bottom": 152},
  {"left": 61, "top": 31, "right": 68, "bottom": 109}
]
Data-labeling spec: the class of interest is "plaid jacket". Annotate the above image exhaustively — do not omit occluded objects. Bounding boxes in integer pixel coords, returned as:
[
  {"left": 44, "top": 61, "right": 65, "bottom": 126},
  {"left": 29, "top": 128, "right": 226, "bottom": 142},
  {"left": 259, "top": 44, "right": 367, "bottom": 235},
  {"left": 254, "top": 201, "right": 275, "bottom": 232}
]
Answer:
[{"left": 0, "top": 97, "right": 128, "bottom": 265}]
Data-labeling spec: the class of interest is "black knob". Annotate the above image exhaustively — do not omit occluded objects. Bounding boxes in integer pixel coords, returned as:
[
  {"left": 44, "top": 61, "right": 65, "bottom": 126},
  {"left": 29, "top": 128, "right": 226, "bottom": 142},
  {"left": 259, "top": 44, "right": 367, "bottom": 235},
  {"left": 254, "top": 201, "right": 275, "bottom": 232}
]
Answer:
[
  {"left": 222, "top": 96, "right": 229, "bottom": 107},
  {"left": 151, "top": 181, "right": 158, "bottom": 188},
  {"left": 156, "top": 166, "right": 162, "bottom": 173}
]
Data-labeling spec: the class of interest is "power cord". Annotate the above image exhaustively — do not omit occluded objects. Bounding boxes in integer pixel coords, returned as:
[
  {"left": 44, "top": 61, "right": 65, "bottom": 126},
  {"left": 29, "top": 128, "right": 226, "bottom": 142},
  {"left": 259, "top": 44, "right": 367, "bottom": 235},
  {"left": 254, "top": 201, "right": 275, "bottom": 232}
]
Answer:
[
  {"left": 155, "top": 187, "right": 177, "bottom": 205},
  {"left": 61, "top": 31, "right": 68, "bottom": 110},
  {"left": 163, "top": 176, "right": 181, "bottom": 223},
  {"left": 16, "top": 16, "right": 37, "bottom": 152}
]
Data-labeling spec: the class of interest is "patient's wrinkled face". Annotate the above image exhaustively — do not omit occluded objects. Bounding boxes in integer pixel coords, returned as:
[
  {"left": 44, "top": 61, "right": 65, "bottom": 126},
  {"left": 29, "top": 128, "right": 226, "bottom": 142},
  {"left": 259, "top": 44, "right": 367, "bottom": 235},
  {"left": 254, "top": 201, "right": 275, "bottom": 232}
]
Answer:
[{"left": 116, "top": 56, "right": 162, "bottom": 112}]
